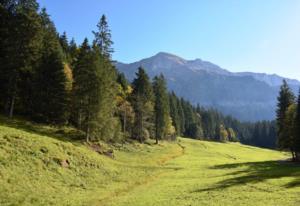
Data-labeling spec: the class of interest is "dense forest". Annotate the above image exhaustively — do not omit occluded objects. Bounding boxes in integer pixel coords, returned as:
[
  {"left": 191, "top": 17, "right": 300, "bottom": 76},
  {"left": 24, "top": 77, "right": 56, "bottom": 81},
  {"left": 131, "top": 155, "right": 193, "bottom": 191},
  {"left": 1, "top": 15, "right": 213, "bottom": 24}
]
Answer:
[{"left": 1, "top": 0, "right": 299, "bottom": 151}]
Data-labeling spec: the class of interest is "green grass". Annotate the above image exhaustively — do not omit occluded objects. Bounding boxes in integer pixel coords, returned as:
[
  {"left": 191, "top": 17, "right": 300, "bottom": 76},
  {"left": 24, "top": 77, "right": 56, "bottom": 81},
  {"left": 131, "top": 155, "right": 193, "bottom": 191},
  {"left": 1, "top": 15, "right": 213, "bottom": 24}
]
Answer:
[{"left": 1, "top": 117, "right": 300, "bottom": 205}]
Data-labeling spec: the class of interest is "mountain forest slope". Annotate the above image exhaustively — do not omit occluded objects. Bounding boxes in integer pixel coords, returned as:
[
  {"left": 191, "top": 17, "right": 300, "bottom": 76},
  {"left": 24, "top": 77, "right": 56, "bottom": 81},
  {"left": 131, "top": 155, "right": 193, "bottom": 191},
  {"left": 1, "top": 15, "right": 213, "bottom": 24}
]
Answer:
[
  {"left": 116, "top": 52, "right": 300, "bottom": 121},
  {"left": 2, "top": 117, "right": 300, "bottom": 206}
]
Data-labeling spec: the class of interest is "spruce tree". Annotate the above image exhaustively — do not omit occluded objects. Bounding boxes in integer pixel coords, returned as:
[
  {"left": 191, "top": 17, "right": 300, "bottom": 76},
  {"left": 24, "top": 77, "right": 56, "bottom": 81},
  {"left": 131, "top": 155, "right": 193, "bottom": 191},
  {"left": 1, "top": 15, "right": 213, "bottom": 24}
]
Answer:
[
  {"left": 93, "top": 14, "right": 113, "bottom": 58},
  {"left": 276, "top": 80, "right": 295, "bottom": 151},
  {"left": 92, "top": 15, "right": 120, "bottom": 142},
  {"left": 294, "top": 89, "right": 300, "bottom": 160},
  {"left": 169, "top": 92, "right": 181, "bottom": 135},
  {"left": 69, "top": 38, "right": 78, "bottom": 66},
  {"left": 33, "top": 8, "right": 69, "bottom": 124},
  {"left": 0, "top": 0, "right": 42, "bottom": 117},
  {"left": 72, "top": 38, "right": 92, "bottom": 134},
  {"left": 153, "top": 74, "right": 171, "bottom": 143},
  {"left": 177, "top": 97, "right": 185, "bottom": 135},
  {"left": 131, "top": 67, "right": 154, "bottom": 142}
]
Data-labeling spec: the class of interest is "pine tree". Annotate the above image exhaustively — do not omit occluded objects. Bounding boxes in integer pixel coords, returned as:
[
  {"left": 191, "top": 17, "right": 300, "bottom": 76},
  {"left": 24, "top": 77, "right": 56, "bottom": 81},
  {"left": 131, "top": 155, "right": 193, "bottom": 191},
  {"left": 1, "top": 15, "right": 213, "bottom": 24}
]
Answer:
[
  {"left": 276, "top": 80, "right": 295, "bottom": 151},
  {"left": 153, "top": 74, "right": 171, "bottom": 143},
  {"left": 69, "top": 38, "right": 78, "bottom": 66},
  {"left": 59, "top": 31, "right": 70, "bottom": 62},
  {"left": 177, "top": 97, "right": 185, "bottom": 135},
  {"left": 93, "top": 14, "right": 113, "bottom": 58},
  {"left": 294, "top": 89, "right": 300, "bottom": 160},
  {"left": 92, "top": 15, "right": 120, "bottom": 142},
  {"left": 0, "top": 0, "right": 42, "bottom": 117},
  {"left": 32, "top": 8, "right": 69, "bottom": 124},
  {"left": 131, "top": 67, "right": 154, "bottom": 142},
  {"left": 72, "top": 38, "right": 92, "bottom": 133},
  {"left": 169, "top": 92, "right": 181, "bottom": 135}
]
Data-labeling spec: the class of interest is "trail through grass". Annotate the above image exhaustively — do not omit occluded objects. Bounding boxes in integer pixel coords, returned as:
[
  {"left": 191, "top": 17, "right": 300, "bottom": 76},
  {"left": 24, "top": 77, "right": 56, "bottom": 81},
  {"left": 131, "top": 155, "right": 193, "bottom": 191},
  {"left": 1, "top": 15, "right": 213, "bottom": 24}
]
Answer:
[{"left": 1, "top": 117, "right": 300, "bottom": 205}]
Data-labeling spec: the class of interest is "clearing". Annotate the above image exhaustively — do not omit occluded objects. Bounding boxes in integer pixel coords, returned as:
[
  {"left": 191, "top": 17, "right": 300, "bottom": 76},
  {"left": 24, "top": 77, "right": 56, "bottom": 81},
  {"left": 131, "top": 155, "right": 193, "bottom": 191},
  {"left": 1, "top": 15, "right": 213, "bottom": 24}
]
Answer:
[{"left": 1, "top": 117, "right": 300, "bottom": 206}]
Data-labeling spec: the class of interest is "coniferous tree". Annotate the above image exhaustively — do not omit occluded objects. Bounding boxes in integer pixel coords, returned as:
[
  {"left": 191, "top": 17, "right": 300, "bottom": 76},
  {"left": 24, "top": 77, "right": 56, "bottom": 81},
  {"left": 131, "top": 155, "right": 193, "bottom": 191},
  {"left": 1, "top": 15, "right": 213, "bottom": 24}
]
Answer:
[
  {"left": 72, "top": 38, "right": 92, "bottom": 133},
  {"left": 93, "top": 14, "right": 113, "bottom": 58},
  {"left": 92, "top": 15, "right": 120, "bottom": 141},
  {"left": 59, "top": 31, "right": 71, "bottom": 62},
  {"left": 69, "top": 38, "right": 78, "bottom": 66},
  {"left": 293, "top": 89, "right": 300, "bottom": 160},
  {"left": 276, "top": 80, "right": 295, "bottom": 151},
  {"left": 153, "top": 74, "right": 171, "bottom": 143},
  {"left": 131, "top": 67, "right": 154, "bottom": 142},
  {"left": 169, "top": 92, "right": 181, "bottom": 135},
  {"left": 176, "top": 97, "right": 185, "bottom": 135},
  {"left": 0, "top": 0, "right": 42, "bottom": 117},
  {"left": 284, "top": 104, "right": 297, "bottom": 160},
  {"left": 32, "top": 9, "right": 69, "bottom": 124}
]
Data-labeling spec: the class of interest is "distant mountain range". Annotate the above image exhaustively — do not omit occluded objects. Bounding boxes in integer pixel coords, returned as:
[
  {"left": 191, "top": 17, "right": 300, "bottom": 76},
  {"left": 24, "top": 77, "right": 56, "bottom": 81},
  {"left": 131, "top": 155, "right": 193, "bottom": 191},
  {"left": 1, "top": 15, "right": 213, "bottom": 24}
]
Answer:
[{"left": 116, "top": 52, "right": 300, "bottom": 121}]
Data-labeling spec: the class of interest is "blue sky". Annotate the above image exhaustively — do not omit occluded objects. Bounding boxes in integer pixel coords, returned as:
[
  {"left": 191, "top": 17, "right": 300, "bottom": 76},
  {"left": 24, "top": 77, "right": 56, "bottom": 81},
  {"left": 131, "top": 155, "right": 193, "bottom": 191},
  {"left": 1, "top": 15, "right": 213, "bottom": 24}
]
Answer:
[{"left": 37, "top": 0, "right": 300, "bottom": 80}]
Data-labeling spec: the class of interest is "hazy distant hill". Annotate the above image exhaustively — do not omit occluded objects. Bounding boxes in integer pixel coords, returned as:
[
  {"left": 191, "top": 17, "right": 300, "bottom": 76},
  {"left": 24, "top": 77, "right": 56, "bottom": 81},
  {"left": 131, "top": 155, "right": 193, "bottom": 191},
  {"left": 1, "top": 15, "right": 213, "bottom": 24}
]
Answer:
[{"left": 116, "top": 52, "right": 300, "bottom": 121}]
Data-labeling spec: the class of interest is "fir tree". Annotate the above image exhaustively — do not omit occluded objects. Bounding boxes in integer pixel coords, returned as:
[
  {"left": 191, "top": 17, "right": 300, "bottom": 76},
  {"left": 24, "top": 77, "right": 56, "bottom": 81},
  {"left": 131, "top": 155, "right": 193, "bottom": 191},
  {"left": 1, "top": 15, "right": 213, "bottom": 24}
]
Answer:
[
  {"left": 276, "top": 80, "right": 295, "bottom": 151},
  {"left": 131, "top": 67, "right": 154, "bottom": 143},
  {"left": 153, "top": 74, "right": 171, "bottom": 143},
  {"left": 69, "top": 38, "right": 78, "bottom": 66},
  {"left": 0, "top": 0, "right": 42, "bottom": 117},
  {"left": 294, "top": 89, "right": 300, "bottom": 160},
  {"left": 33, "top": 8, "right": 69, "bottom": 124},
  {"left": 93, "top": 14, "right": 113, "bottom": 58},
  {"left": 169, "top": 92, "right": 181, "bottom": 135}
]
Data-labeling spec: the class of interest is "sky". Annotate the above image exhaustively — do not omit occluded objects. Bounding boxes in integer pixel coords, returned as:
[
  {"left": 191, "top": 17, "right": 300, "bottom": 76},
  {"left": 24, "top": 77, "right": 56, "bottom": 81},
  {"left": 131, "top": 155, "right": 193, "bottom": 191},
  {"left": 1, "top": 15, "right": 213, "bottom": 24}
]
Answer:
[{"left": 37, "top": 0, "right": 300, "bottom": 80}]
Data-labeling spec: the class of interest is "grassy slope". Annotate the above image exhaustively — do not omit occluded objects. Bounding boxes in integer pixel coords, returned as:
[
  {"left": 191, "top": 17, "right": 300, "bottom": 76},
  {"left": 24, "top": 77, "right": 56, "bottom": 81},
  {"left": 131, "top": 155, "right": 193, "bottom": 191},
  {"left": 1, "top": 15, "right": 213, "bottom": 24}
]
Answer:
[{"left": 1, "top": 117, "right": 300, "bottom": 206}]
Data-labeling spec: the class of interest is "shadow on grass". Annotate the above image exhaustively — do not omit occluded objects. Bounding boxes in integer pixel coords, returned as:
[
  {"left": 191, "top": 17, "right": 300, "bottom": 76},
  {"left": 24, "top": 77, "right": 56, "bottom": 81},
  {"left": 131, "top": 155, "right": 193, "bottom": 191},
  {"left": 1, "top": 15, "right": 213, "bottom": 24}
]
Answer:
[
  {"left": 193, "top": 160, "right": 300, "bottom": 193},
  {"left": 0, "top": 115, "right": 84, "bottom": 144}
]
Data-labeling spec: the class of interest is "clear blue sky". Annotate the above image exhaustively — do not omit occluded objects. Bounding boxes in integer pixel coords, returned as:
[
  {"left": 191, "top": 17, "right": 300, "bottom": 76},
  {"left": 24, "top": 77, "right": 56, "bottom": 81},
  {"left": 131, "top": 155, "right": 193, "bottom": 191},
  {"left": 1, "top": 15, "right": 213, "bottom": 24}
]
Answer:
[{"left": 37, "top": 0, "right": 300, "bottom": 80}]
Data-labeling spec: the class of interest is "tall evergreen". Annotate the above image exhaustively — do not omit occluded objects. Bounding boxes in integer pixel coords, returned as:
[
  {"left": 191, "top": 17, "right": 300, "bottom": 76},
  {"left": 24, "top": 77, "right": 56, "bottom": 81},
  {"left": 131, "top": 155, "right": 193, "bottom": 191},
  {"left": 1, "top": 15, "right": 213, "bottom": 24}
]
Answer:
[
  {"left": 294, "top": 89, "right": 300, "bottom": 159},
  {"left": 276, "top": 80, "right": 295, "bottom": 150},
  {"left": 59, "top": 31, "right": 71, "bottom": 62},
  {"left": 0, "top": 0, "right": 42, "bottom": 117},
  {"left": 68, "top": 38, "right": 78, "bottom": 66},
  {"left": 92, "top": 15, "right": 120, "bottom": 141},
  {"left": 32, "top": 8, "right": 69, "bottom": 124},
  {"left": 131, "top": 67, "right": 154, "bottom": 142},
  {"left": 177, "top": 97, "right": 185, "bottom": 135},
  {"left": 72, "top": 38, "right": 92, "bottom": 134},
  {"left": 153, "top": 74, "right": 171, "bottom": 143},
  {"left": 93, "top": 14, "right": 113, "bottom": 58},
  {"left": 169, "top": 92, "right": 181, "bottom": 135}
]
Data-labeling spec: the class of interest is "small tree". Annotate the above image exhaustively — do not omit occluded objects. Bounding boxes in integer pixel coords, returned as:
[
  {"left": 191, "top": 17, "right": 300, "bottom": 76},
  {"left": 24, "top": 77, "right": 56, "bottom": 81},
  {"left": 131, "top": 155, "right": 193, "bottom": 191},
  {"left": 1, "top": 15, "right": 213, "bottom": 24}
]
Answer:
[
  {"left": 284, "top": 104, "right": 297, "bottom": 160},
  {"left": 276, "top": 80, "right": 295, "bottom": 151},
  {"left": 294, "top": 89, "right": 300, "bottom": 160},
  {"left": 219, "top": 124, "right": 229, "bottom": 142}
]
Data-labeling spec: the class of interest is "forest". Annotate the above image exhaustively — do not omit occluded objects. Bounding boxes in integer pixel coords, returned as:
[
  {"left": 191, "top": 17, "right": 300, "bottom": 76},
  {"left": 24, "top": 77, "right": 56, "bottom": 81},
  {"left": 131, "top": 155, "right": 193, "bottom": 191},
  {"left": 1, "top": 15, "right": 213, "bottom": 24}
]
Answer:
[{"left": 0, "top": 0, "right": 300, "bottom": 155}]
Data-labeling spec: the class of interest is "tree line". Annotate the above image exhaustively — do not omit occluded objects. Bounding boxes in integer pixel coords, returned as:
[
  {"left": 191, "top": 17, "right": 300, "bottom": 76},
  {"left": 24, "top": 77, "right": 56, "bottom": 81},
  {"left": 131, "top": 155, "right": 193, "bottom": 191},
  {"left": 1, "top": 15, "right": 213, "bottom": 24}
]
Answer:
[
  {"left": 276, "top": 80, "right": 300, "bottom": 161},
  {"left": 0, "top": 0, "right": 278, "bottom": 147}
]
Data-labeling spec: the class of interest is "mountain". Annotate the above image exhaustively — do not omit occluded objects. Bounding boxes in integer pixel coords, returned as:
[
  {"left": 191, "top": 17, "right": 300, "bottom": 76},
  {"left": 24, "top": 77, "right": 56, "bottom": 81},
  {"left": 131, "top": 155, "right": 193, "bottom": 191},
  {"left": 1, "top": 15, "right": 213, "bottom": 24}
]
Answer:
[{"left": 116, "top": 52, "right": 300, "bottom": 121}]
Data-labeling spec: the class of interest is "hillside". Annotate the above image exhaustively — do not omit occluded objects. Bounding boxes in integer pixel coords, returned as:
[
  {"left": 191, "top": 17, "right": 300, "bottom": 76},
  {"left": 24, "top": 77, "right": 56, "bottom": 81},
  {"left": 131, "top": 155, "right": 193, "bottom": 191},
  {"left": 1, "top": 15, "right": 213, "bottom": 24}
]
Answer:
[
  {"left": 116, "top": 52, "right": 300, "bottom": 121},
  {"left": 2, "top": 117, "right": 300, "bottom": 205}
]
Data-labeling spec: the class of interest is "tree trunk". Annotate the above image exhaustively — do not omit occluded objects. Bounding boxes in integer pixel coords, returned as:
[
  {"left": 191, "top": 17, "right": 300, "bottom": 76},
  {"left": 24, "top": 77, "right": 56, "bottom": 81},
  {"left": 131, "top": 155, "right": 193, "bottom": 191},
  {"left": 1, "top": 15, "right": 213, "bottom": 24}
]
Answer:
[
  {"left": 86, "top": 112, "right": 90, "bottom": 143},
  {"left": 123, "top": 109, "right": 126, "bottom": 133},
  {"left": 291, "top": 150, "right": 296, "bottom": 161},
  {"left": 86, "top": 126, "right": 90, "bottom": 143},
  {"left": 9, "top": 94, "right": 15, "bottom": 118}
]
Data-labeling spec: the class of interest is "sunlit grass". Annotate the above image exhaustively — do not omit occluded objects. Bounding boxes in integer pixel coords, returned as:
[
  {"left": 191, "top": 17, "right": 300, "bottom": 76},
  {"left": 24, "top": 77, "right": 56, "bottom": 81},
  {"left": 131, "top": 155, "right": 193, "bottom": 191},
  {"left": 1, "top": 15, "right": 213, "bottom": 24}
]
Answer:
[{"left": 1, "top": 117, "right": 299, "bottom": 206}]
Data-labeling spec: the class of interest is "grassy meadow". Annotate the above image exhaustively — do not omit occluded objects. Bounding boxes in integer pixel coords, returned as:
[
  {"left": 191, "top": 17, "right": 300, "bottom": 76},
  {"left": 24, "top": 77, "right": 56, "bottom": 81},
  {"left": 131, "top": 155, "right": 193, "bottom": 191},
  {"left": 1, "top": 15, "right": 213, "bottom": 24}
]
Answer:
[{"left": 1, "top": 117, "right": 300, "bottom": 206}]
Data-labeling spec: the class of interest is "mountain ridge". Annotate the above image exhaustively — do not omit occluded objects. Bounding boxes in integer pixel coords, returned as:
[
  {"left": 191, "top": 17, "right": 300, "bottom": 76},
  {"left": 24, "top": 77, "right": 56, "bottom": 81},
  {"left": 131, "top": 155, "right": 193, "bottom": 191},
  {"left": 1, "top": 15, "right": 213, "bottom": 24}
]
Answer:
[{"left": 116, "top": 52, "right": 300, "bottom": 121}]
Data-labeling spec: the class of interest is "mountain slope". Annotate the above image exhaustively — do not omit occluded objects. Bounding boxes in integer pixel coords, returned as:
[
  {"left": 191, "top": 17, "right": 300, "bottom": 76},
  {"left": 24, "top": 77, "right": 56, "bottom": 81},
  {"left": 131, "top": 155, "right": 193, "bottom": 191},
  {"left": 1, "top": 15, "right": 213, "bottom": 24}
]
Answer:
[
  {"left": 116, "top": 52, "right": 300, "bottom": 121},
  {"left": 3, "top": 117, "right": 300, "bottom": 206}
]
